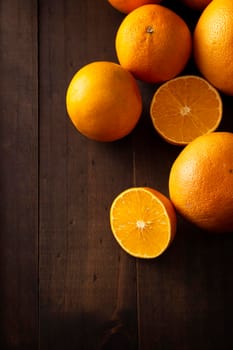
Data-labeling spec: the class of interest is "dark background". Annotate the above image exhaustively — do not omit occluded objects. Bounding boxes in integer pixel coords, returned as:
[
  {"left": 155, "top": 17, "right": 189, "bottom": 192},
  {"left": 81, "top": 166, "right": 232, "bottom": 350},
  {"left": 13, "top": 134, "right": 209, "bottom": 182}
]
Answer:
[{"left": 1, "top": 0, "right": 233, "bottom": 349}]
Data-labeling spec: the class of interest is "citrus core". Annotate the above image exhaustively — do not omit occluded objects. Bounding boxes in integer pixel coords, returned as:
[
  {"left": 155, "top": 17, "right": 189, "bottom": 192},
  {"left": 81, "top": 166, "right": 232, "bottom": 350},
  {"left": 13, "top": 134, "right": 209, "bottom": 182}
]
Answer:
[
  {"left": 150, "top": 75, "right": 222, "bottom": 145},
  {"left": 110, "top": 187, "right": 177, "bottom": 258}
]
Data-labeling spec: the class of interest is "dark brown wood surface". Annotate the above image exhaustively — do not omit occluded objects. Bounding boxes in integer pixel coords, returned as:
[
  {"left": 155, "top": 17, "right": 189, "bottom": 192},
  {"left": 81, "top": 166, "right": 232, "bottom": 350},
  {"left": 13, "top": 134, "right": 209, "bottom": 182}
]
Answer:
[{"left": 1, "top": 1, "right": 233, "bottom": 349}]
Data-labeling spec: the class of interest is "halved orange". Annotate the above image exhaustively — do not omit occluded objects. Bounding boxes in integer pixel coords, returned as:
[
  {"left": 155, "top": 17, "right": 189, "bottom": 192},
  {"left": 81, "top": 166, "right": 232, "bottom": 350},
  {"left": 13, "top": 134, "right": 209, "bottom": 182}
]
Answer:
[
  {"left": 150, "top": 75, "right": 223, "bottom": 145},
  {"left": 110, "top": 187, "right": 176, "bottom": 258}
]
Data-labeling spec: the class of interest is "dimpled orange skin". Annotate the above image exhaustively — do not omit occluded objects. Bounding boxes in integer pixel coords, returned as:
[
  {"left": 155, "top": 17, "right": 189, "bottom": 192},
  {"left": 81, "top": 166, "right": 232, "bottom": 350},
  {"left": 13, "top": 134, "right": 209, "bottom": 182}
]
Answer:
[
  {"left": 115, "top": 4, "right": 192, "bottom": 84},
  {"left": 107, "top": 0, "right": 162, "bottom": 14},
  {"left": 169, "top": 132, "right": 233, "bottom": 233},
  {"left": 194, "top": 0, "right": 233, "bottom": 95},
  {"left": 66, "top": 61, "right": 142, "bottom": 142}
]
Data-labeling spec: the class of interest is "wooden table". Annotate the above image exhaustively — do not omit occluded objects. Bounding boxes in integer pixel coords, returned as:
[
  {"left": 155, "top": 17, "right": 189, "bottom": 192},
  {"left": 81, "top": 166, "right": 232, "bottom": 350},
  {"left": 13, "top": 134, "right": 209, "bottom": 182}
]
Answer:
[{"left": 1, "top": 1, "right": 233, "bottom": 349}]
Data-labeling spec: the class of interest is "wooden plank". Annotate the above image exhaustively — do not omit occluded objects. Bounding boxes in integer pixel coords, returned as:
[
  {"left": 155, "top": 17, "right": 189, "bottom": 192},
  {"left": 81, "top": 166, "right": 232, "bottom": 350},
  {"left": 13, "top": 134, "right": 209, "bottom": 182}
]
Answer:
[
  {"left": 0, "top": 1, "right": 38, "bottom": 349},
  {"left": 137, "top": 220, "right": 233, "bottom": 349},
  {"left": 133, "top": 26, "right": 233, "bottom": 350},
  {"left": 3, "top": 0, "right": 230, "bottom": 348},
  {"left": 132, "top": 2, "right": 233, "bottom": 347},
  {"left": 39, "top": 1, "right": 137, "bottom": 348}
]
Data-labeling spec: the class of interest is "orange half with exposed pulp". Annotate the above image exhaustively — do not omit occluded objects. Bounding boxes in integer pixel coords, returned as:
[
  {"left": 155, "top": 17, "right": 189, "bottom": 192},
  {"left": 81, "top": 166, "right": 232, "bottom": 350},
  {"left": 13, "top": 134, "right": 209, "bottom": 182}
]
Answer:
[{"left": 110, "top": 187, "right": 176, "bottom": 258}]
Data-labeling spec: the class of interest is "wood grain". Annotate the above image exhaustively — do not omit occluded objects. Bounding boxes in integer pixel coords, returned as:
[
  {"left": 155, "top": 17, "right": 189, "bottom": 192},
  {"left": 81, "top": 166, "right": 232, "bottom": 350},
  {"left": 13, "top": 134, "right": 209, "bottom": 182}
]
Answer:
[
  {"left": 0, "top": 1, "right": 38, "bottom": 349},
  {"left": 1, "top": 0, "right": 233, "bottom": 349},
  {"left": 39, "top": 1, "right": 137, "bottom": 348}
]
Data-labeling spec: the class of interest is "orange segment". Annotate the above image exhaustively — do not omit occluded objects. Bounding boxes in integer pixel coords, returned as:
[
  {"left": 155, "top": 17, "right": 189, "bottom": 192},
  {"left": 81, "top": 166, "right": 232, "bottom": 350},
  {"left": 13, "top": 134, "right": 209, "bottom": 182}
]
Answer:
[
  {"left": 110, "top": 187, "right": 176, "bottom": 258},
  {"left": 150, "top": 75, "right": 223, "bottom": 145}
]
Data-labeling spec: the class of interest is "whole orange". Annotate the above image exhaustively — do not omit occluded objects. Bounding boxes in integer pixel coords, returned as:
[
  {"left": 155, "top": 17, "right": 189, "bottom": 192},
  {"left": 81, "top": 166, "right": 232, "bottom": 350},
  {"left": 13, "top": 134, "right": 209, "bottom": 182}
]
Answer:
[
  {"left": 169, "top": 132, "right": 233, "bottom": 233},
  {"left": 66, "top": 61, "right": 142, "bottom": 142},
  {"left": 107, "top": 0, "right": 162, "bottom": 14},
  {"left": 115, "top": 4, "right": 192, "bottom": 84},
  {"left": 194, "top": 0, "right": 233, "bottom": 95},
  {"left": 180, "top": 0, "right": 212, "bottom": 11}
]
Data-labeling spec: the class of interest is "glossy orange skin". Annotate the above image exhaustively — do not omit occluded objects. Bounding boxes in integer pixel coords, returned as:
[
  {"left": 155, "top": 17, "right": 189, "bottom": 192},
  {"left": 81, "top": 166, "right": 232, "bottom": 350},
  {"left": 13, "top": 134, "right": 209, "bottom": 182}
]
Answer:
[
  {"left": 169, "top": 132, "right": 233, "bottom": 233},
  {"left": 66, "top": 61, "right": 142, "bottom": 142},
  {"left": 194, "top": 0, "right": 233, "bottom": 95},
  {"left": 115, "top": 5, "right": 192, "bottom": 83},
  {"left": 107, "top": 0, "right": 162, "bottom": 14}
]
